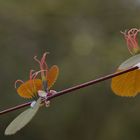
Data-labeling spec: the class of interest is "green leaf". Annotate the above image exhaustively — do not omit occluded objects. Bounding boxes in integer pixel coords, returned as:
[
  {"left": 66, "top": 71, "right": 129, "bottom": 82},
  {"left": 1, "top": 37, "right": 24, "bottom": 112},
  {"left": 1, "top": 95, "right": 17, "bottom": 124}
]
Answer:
[
  {"left": 5, "top": 98, "right": 41, "bottom": 135},
  {"left": 119, "top": 54, "right": 140, "bottom": 70}
]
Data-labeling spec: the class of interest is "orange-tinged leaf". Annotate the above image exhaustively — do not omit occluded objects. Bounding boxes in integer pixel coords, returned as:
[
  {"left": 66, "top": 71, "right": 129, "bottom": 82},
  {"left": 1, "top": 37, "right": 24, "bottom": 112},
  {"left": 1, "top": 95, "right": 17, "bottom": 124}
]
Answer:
[
  {"left": 135, "top": 70, "right": 140, "bottom": 94},
  {"left": 47, "top": 65, "right": 59, "bottom": 89},
  {"left": 17, "top": 79, "right": 42, "bottom": 98},
  {"left": 111, "top": 69, "right": 140, "bottom": 97}
]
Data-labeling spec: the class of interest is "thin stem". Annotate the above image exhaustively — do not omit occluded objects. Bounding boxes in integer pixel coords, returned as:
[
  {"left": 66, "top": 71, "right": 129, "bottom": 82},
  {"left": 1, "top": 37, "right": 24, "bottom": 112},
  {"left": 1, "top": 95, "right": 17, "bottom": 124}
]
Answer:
[
  {"left": 48, "top": 66, "right": 138, "bottom": 100},
  {"left": 0, "top": 66, "right": 138, "bottom": 115}
]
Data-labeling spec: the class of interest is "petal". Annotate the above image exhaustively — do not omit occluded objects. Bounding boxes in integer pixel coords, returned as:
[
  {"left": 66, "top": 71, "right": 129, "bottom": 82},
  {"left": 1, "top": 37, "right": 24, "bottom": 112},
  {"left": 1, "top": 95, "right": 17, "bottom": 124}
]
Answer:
[
  {"left": 47, "top": 65, "right": 59, "bottom": 89},
  {"left": 17, "top": 79, "right": 42, "bottom": 98},
  {"left": 111, "top": 69, "right": 138, "bottom": 97},
  {"left": 135, "top": 70, "right": 140, "bottom": 93}
]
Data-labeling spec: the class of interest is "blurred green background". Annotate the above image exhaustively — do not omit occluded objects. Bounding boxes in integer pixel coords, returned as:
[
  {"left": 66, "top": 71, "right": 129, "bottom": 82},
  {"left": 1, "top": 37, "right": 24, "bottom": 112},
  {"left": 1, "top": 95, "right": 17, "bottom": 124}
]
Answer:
[{"left": 1, "top": 0, "right": 140, "bottom": 140}]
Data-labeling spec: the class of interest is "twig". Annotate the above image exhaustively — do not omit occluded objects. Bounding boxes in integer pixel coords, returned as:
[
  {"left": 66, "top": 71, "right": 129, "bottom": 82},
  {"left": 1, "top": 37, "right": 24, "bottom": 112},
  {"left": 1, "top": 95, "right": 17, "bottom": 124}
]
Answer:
[{"left": 0, "top": 66, "right": 138, "bottom": 115}]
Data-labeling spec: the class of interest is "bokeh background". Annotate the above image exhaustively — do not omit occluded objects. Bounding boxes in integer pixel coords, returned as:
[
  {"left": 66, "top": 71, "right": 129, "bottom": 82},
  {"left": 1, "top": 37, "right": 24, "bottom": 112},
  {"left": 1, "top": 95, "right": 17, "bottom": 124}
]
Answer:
[{"left": 0, "top": 0, "right": 140, "bottom": 140}]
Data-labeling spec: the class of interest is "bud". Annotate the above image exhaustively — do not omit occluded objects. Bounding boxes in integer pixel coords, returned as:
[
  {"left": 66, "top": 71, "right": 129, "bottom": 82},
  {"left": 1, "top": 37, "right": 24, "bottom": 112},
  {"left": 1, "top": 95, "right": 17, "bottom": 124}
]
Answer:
[{"left": 121, "top": 28, "right": 140, "bottom": 55}]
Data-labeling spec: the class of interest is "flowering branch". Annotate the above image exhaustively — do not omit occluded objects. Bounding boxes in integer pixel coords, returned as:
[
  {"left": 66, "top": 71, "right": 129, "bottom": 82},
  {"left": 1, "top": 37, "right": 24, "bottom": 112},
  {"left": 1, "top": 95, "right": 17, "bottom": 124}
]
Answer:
[{"left": 0, "top": 66, "right": 138, "bottom": 116}]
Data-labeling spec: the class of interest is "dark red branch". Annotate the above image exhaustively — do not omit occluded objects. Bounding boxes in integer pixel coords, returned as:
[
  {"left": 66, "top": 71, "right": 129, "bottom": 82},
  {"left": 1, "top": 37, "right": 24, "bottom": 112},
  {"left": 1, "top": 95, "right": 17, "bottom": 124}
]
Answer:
[
  {"left": 48, "top": 66, "right": 138, "bottom": 100},
  {"left": 0, "top": 66, "right": 138, "bottom": 115}
]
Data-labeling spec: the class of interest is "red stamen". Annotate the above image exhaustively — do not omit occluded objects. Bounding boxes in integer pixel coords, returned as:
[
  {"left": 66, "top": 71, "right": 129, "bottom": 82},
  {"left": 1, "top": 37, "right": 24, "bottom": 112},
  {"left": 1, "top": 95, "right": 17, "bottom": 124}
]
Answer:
[
  {"left": 121, "top": 28, "right": 140, "bottom": 55},
  {"left": 34, "top": 52, "right": 49, "bottom": 78},
  {"left": 29, "top": 70, "right": 35, "bottom": 80},
  {"left": 14, "top": 80, "right": 24, "bottom": 88},
  {"left": 34, "top": 56, "right": 41, "bottom": 66},
  {"left": 31, "top": 70, "right": 47, "bottom": 79}
]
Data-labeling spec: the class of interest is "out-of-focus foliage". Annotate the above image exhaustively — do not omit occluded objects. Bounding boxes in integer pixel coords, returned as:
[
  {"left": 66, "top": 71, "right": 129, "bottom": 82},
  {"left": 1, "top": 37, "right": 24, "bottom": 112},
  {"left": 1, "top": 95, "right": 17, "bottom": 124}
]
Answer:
[{"left": 1, "top": 0, "right": 140, "bottom": 140}]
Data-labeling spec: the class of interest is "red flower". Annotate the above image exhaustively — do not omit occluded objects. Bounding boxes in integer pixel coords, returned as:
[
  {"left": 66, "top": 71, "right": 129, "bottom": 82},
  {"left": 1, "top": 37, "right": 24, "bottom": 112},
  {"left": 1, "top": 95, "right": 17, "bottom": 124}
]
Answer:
[
  {"left": 15, "top": 52, "right": 59, "bottom": 99},
  {"left": 121, "top": 28, "right": 140, "bottom": 55}
]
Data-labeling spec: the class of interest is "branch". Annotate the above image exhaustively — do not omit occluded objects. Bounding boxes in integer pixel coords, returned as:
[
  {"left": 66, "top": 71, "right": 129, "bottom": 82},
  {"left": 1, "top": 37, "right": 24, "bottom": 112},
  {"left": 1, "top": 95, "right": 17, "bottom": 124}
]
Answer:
[{"left": 0, "top": 66, "right": 138, "bottom": 115}]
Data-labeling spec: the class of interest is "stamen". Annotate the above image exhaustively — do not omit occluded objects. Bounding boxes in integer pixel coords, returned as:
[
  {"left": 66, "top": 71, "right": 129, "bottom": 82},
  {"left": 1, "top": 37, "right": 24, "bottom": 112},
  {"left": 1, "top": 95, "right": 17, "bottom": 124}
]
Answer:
[
  {"left": 40, "top": 52, "right": 49, "bottom": 73},
  {"left": 34, "top": 53, "right": 49, "bottom": 81},
  {"left": 29, "top": 70, "right": 35, "bottom": 80},
  {"left": 31, "top": 70, "right": 47, "bottom": 79},
  {"left": 34, "top": 52, "right": 49, "bottom": 69},
  {"left": 34, "top": 56, "right": 41, "bottom": 66},
  {"left": 41, "top": 52, "right": 48, "bottom": 65},
  {"left": 34, "top": 56, "right": 43, "bottom": 70},
  {"left": 121, "top": 28, "right": 140, "bottom": 55},
  {"left": 120, "top": 30, "right": 126, "bottom": 35},
  {"left": 14, "top": 80, "right": 24, "bottom": 88},
  {"left": 40, "top": 53, "right": 49, "bottom": 76},
  {"left": 45, "top": 62, "right": 49, "bottom": 76}
]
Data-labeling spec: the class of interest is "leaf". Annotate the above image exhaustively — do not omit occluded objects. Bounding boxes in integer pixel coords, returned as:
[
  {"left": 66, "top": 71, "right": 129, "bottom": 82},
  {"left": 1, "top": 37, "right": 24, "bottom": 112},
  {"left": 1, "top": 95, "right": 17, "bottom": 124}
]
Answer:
[
  {"left": 119, "top": 54, "right": 140, "bottom": 70},
  {"left": 5, "top": 98, "right": 41, "bottom": 135}
]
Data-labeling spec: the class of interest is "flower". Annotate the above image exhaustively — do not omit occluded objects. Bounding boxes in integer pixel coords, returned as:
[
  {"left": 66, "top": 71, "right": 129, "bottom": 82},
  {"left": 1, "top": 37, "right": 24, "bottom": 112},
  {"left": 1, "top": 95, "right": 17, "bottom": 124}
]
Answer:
[
  {"left": 121, "top": 28, "right": 140, "bottom": 55},
  {"left": 111, "top": 28, "right": 140, "bottom": 97},
  {"left": 15, "top": 52, "right": 59, "bottom": 99}
]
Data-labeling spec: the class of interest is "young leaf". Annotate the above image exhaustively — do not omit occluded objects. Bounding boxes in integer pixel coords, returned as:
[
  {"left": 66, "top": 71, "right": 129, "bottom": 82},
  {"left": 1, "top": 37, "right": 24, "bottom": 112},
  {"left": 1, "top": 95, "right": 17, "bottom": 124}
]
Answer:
[
  {"left": 5, "top": 98, "right": 41, "bottom": 135},
  {"left": 119, "top": 54, "right": 140, "bottom": 70}
]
